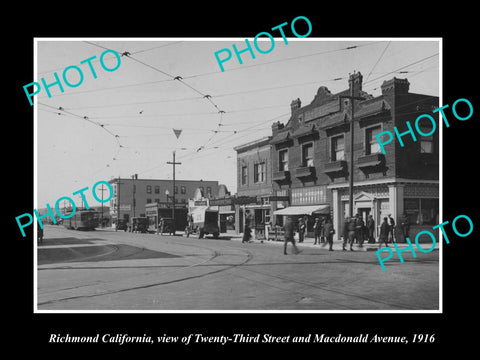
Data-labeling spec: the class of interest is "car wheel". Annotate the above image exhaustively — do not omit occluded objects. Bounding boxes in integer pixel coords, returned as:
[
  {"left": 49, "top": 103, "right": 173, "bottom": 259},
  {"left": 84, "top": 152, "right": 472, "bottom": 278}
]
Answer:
[{"left": 213, "top": 232, "right": 219, "bottom": 239}]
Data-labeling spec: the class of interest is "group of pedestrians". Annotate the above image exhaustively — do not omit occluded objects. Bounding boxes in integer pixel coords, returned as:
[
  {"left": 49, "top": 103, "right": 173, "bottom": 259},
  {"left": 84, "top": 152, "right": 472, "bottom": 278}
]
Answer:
[
  {"left": 378, "top": 213, "right": 410, "bottom": 248},
  {"left": 342, "top": 214, "right": 374, "bottom": 251},
  {"left": 283, "top": 215, "right": 335, "bottom": 255},
  {"left": 243, "top": 212, "right": 411, "bottom": 255}
]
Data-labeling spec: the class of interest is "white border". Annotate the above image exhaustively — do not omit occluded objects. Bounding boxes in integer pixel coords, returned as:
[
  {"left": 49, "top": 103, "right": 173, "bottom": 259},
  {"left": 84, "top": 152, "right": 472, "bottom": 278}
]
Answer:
[{"left": 34, "top": 37, "right": 442, "bottom": 314}]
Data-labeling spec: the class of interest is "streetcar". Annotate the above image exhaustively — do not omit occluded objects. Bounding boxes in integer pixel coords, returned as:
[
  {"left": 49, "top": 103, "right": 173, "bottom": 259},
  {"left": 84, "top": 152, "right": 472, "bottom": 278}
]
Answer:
[{"left": 63, "top": 210, "right": 100, "bottom": 230}]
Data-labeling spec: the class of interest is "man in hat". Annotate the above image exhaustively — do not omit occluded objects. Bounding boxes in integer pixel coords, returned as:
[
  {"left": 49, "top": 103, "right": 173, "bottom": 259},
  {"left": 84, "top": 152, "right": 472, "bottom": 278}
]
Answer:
[
  {"left": 355, "top": 213, "right": 365, "bottom": 247},
  {"left": 366, "top": 214, "right": 375, "bottom": 244},
  {"left": 313, "top": 217, "right": 322, "bottom": 245},
  {"left": 284, "top": 216, "right": 300, "bottom": 255},
  {"left": 387, "top": 214, "right": 396, "bottom": 243},
  {"left": 298, "top": 217, "right": 306, "bottom": 243},
  {"left": 344, "top": 216, "right": 356, "bottom": 251},
  {"left": 379, "top": 217, "right": 390, "bottom": 248},
  {"left": 323, "top": 216, "right": 335, "bottom": 251}
]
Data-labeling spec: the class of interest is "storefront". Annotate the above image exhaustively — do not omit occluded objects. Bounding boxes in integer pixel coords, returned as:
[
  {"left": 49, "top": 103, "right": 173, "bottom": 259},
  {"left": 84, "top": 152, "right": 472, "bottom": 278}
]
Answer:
[{"left": 329, "top": 179, "right": 439, "bottom": 241}]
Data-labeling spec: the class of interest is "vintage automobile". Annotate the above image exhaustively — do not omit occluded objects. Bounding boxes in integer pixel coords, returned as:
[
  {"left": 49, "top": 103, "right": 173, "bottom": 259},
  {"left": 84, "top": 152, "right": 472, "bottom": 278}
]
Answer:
[
  {"left": 187, "top": 208, "right": 220, "bottom": 239},
  {"left": 116, "top": 218, "right": 128, "bottom": 231},
  {"left": 131, "top": 217, "right": 149, "bottom": 233}
]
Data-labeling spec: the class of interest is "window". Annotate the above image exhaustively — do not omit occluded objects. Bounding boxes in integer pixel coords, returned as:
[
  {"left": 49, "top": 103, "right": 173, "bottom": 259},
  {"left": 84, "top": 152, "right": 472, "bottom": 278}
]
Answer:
[
  {"left": 420, "top": 130, "right": 434, "bottom": 153},
  {"left": 404, "top": 198, "right": 439, "bottom": 225},
  {"left": 241, "top": 166, "right": 248, "bottom": 185},
  {"left": 146, "top": 185, "right": 152, "bottom": 194},
  {"left": 174, "top": 186, "right": 178, "bottom": 194},
  {"left": 366, "top": 126, "right": 382, "bottom": 155},
  {"left": 331, "top": 135, "right": 345, "bottom": 161},
  {"left": 265, "top": 209, "right": 271, "bottom": 224},
  {"left": 206, "top": 186, "right": 212, "bottom": 195},
  {"left": 254, "top": 162, "right": 266, "bottom": 183},
  {"left": 279, "top": 149, "right": 289, "bottom": 171},
  {"left": 155, "top": 199, "right": 160, "bottom": 204},
  {"left": 154, "top": 185, "right": 160, "bottom": 194},
  {"left": 181, "top": 198, "right": 186, "bottom": 203},
  {"left": 146, "top": 198, "right": 152, "bottom": 204},
  {"left": 181, "top": 186, "right": 186, "bottom": 194},
  {"left": 302, "top": 143, "right": 314, "bottom": 167}
]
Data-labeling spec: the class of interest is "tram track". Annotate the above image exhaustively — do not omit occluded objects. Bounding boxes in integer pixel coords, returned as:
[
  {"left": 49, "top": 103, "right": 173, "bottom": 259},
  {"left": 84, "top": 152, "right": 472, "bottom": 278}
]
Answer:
[
  {"left": 37, "top": 228, "right": 438, "bottom": 310},
  {"left": 37, "top": 240, "right": 253, "bottom": 307}
]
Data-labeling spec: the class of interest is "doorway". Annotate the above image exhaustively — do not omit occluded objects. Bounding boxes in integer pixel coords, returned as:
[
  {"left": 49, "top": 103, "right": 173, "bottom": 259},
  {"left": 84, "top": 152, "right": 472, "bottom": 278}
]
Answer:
[{"left": 358, "top": 207, "right": 371, "bottom": 223}]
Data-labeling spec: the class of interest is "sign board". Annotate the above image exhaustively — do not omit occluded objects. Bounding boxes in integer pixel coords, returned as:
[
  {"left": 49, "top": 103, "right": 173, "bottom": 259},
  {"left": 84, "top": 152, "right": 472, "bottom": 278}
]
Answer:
[
  {"left": 291, "top": 186, "right": 327, "bottom": 205},
  {"left": 119, "top": 204, "right": 131, "bottom": 211}
]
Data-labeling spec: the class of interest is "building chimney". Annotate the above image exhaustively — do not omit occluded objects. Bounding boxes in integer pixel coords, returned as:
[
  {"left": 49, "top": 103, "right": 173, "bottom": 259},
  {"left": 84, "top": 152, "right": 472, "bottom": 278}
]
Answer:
[
  {"left": 381, "top": 77, "right": 410, "bottom": 96},
  {"left": 290, "top": 98, "right": 301, "bottom": 115},
  {"left": 348, "top": 71, "right": 363, "bottom": 97}
]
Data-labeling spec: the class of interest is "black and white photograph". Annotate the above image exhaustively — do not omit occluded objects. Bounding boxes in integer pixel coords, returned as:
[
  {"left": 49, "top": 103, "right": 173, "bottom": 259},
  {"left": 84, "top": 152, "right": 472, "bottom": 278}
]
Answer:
[
  {"left": 8, "top": 6, "right": 479, "bottom": 355},
  {"left": 33, "top": 38, "right": 441, "bottom": 312}
]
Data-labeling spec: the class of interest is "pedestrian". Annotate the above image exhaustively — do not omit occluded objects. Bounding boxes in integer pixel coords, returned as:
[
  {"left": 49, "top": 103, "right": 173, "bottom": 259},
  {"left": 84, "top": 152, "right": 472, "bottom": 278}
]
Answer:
[
  {"left": 342, "top": 217, "right": 349, "bottom": 248},
  {"left": 284, "top": 216, "right": 300, "bottom": 255},
  {"left": 320, "top": 217, "right": 326, "bottom": 243},
  {"left": 313, "top": 218, "right": 321, "bottom": 245},
  {"left": 387, "top": 214, "right": 396, "bottom": 243},
  {"left": 379, "top": 217, "right": 390, "bottom": 247},
  {"left": 400, "top": 213, "right": 410, "bottom": 242},
  {"left": 344, "top": 216, "right": 356, "bottom": 251},
  {"left": 323, "top": 217, "right": 335, "bottom": 251},
  {"left": 366, "top": 215, "right": 375, "bottom": 244},
  {"left": 355, "top": 213, "right": 365, "bottom": 247},
  {"left": 242, "top": 221, "right": 252, "bottom": 243},
  {"left": 37, "top": 222, "right": 44, "bottom": 244},
  {"left": 298, "top": 217, "right": 306, "bottom": 243}
]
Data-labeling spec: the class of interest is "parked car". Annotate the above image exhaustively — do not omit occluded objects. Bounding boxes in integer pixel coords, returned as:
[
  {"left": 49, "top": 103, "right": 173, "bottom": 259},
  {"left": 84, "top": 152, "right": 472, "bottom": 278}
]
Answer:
[
  {"left": 131, "top": 217, "right": 149, "bottom": 233},
  {"left": 117, "top": 219, "right": 128, "bottom": 231}
]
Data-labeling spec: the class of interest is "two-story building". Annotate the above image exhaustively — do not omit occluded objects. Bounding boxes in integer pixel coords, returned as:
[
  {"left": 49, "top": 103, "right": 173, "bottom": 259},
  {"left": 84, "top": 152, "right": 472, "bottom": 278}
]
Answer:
[{"left": 270, "top": 72, "right": 439, "bottom": 240}]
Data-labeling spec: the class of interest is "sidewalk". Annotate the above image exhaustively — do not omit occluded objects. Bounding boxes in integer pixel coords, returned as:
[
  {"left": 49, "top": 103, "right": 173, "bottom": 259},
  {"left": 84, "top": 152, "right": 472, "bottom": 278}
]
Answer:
[{"left": 226, "top": 233, "right": 440, "bottom": 252}]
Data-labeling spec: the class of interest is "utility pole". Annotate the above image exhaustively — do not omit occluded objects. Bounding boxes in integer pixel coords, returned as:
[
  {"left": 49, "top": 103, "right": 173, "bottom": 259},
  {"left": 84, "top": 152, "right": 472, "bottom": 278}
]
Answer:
[
  {"left": 97, "top": 183, "right": 108, "bottom": 227},
  {"left": 339, "top": 74, "right": 365, "bottom": 219},
  {"left": 116, "top": 177, "right": 124, "bottom": 231},
  {"left": 167, "top": 150, "right": 181, "bottom": 234},
  {"left": 131, "top": 174, "right": 137, "bottom": 218}
]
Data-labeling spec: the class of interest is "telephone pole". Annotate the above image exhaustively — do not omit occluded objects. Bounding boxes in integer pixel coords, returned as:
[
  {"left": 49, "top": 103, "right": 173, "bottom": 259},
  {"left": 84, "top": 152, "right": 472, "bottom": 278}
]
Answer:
[
  {"left": 116, "top": 177, "right": 124, "bottom": 231},
  {"left": 339, "top": 73, "right": 365, "bottom": 218},
  {"left": 97, "top": 183, "right": 108, "bottom": 227},
  {"left": 167, "top": 151, "right": 181, "bottom": 234}
]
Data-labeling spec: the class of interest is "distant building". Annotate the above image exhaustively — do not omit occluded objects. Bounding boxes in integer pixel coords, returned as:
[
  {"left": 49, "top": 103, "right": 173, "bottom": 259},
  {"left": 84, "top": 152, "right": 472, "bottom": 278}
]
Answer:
[{"left": 108, "top": 177, "right": 219, "bottom": 225}]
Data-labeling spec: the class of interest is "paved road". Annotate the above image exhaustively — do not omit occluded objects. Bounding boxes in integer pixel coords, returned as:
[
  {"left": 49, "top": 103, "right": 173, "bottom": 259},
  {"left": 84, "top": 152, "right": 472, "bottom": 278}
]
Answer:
[{"left": 37, "top": 225, "right": 439, "bottom": 311}]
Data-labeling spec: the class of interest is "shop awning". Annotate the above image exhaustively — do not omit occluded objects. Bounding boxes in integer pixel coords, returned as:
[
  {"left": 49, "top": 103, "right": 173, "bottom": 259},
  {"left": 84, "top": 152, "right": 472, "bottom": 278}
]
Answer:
[{"left": 273, "top": 204, "right": 330, "bottom": 216}]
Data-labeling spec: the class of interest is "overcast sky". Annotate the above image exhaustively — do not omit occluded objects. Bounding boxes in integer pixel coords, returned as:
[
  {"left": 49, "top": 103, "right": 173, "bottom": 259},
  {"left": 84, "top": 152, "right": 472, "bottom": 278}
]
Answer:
[{"left": 35, "top": 38, "right": 440, "bottom": 210}]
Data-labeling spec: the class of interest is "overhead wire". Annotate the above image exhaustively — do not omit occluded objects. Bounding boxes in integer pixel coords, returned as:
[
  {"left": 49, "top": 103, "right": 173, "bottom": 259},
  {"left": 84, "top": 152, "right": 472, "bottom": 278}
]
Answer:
[{"left": 37, "top": 41, "right": 439, "bottom": 182}]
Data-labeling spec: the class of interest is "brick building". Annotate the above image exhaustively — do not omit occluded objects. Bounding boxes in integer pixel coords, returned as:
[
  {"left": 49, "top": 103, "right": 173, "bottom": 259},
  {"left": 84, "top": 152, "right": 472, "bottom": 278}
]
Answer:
[
  {"left": 233, "top": 137, "right": 274, "bottom": 236},
  {"left": 108, "top": 177, "right": 219, "bottom": 225},
  {"left": 270, "top": 72, "right": 439, "bottom": 240}
]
